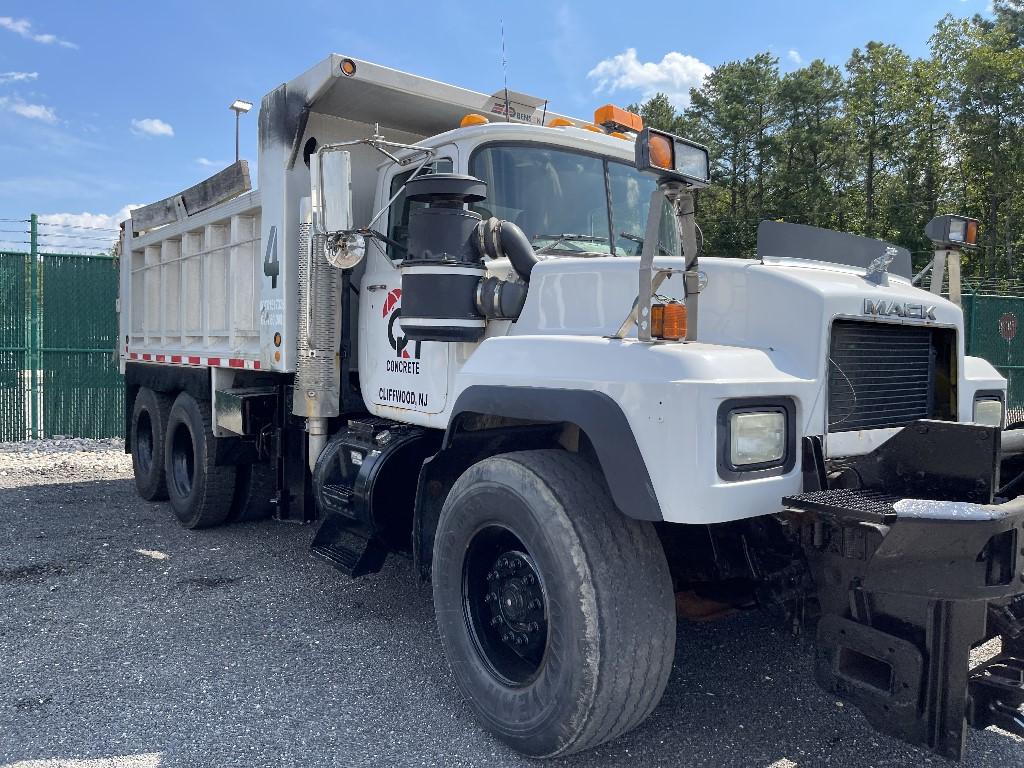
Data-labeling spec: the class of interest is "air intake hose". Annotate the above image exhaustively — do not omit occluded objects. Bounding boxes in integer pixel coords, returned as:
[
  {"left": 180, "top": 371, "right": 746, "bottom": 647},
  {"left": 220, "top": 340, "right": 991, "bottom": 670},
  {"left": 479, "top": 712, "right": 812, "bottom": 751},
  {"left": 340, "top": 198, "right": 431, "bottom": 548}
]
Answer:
[{"left": 478, "top": 218, "right": 539, "bottom": 282}]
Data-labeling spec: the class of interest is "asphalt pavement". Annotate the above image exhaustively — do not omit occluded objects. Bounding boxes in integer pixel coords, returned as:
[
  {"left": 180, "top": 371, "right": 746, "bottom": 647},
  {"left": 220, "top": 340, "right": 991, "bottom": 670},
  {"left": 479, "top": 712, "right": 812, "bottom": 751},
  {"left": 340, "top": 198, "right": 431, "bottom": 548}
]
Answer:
[{"left": 1, "top": 446, "right": 1022, "bottom": 767}]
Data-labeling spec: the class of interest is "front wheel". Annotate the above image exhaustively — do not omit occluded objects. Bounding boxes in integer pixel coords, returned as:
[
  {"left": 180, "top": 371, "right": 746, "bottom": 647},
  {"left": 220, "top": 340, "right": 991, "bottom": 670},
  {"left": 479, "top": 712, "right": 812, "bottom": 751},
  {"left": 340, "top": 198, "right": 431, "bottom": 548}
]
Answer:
[{"left": 431, "top": 449, "right": 676, "bottom": 758}]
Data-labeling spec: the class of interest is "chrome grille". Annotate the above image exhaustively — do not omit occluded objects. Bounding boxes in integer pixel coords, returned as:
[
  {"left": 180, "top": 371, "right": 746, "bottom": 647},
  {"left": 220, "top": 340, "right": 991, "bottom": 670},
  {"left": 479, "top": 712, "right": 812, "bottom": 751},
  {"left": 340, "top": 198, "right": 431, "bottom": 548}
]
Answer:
[{"left": 827, "top": 320, "right": 936, "bottom": 432}]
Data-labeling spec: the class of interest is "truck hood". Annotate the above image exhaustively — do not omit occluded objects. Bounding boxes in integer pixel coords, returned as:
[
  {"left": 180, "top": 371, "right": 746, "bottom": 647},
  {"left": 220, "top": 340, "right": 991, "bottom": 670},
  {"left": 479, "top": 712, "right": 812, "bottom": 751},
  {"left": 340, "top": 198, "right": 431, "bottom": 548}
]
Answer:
[{"left": 512, "top": 255, "right": 961, "bottom": 381}]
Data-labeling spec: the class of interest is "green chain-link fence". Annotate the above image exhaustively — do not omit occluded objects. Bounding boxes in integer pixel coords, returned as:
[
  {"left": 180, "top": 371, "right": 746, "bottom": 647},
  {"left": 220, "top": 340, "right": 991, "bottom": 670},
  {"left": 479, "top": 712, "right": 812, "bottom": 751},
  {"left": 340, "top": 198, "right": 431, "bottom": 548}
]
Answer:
[{"left": 0, "top": 234, "right": 122, "bottom": 442}]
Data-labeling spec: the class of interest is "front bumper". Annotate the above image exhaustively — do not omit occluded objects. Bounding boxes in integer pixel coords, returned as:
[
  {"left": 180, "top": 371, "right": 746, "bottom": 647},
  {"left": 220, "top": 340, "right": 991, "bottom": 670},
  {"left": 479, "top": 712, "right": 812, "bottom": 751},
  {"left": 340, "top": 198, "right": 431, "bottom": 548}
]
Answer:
[{"left": 784, "top": 421, "right": 1024, "bottom": 761}]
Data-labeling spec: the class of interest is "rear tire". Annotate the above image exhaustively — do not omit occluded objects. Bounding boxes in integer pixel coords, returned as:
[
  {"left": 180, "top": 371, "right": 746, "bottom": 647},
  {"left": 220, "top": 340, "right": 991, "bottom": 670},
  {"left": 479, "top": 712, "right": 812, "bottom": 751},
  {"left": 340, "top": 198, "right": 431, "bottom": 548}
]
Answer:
[
  {"left": 164, "top": 392, "right": 236, "bottom": 529},
  {"left": 431, "top": 449, "right": 676, "bottom": 758},
  {"left": 130, "top": 387, "right": 173, "bottom": 501},
  {"left": 229, "top": 462, "right": 276, "bottom": 522}
]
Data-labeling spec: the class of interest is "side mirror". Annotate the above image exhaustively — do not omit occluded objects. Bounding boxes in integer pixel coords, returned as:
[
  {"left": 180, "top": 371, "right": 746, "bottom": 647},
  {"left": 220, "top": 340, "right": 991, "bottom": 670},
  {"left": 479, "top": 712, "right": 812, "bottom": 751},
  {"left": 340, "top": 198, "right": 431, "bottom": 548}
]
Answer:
[{"left": 312, "top": 147, "right": 354, "bottom": 235}]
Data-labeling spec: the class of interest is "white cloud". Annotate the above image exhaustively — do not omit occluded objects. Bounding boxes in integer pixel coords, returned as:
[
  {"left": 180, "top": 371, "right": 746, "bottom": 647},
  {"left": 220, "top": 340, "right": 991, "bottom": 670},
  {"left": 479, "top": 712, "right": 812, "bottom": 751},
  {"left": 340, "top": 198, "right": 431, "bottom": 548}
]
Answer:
[
  {"left": 196, "top": 157, "right": 225, "bottom": 168},
  {"left": 131, "top": 117, "right": 174, "bottom": 137},
  {"left": 787, "top": 49, "right": 803, "bottom": 65},
  {"left": 0, "top": 95, "right": 57, "bottom": 123},
  {"left": 587, "top": 48, "right": 712, "bottom": 109},
  {"left": 0, "top": 16, "right": 77, "bottom": 48},
  {"left": 0, "top": 71, "right": 38, "bottom": 84}
]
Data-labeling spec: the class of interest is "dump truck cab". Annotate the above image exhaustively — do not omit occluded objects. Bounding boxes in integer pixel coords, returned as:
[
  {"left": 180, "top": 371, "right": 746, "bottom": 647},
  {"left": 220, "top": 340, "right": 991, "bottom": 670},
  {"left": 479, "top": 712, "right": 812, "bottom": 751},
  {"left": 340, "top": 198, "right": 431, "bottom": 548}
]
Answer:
[{"left": 118, "top": 54, "right": 1024, "bottom": 762}]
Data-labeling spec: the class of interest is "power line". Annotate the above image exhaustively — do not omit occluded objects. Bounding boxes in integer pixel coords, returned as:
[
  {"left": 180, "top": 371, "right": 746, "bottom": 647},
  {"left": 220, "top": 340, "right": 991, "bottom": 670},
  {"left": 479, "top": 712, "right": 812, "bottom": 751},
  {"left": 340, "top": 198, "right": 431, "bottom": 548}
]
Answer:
[
  {"left": 30, "top": 231, "right": 117, "bottom": 242},
  {"left": 36, "top": 222, "right": 119, "bottom": 233}
]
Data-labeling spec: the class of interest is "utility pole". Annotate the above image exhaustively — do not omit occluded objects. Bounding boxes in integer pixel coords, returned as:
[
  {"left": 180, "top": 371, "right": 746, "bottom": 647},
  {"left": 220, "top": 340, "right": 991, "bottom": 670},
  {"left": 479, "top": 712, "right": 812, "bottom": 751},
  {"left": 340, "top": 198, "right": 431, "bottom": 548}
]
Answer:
[{"left": 29, "top": 213, "right": 38, "bottom": 440}]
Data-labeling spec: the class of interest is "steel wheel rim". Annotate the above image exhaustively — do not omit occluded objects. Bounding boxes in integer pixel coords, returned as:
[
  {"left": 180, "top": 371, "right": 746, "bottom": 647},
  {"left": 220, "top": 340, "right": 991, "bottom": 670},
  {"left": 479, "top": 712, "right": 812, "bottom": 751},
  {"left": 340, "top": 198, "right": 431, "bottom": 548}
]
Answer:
[
  {"left": 169, "top": 421, "right": 195, "bottom": 498},
  {"left": 462, "top": 524, "right": 549, "bottom": 687}
]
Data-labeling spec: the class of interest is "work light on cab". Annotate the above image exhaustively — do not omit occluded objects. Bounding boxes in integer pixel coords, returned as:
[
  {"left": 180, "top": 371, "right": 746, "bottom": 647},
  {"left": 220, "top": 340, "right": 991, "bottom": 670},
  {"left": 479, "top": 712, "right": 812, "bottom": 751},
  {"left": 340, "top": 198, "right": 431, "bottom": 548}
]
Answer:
[{"left": 634, "top": 127, "right": 710, "bottom": 187}]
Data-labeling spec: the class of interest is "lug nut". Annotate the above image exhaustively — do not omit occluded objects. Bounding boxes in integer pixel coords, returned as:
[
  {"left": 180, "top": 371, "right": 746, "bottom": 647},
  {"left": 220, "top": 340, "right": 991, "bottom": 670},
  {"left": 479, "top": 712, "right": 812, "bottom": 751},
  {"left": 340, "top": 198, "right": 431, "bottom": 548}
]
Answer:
[
  {"left": 529, "top": 599, "right": 542, "bottom": 610},
  {"left": 524, "top": 575, "right": 535, "bottom": 585},
  {"left": 528, "top": 622, "right": 539, "bottom": 632},
  {"left": 514, "top": 635, "right": 526, "bottom": 646},
  {"left": 501, "top": 633, "right": 511, "bottom": 643},
  {"left": 484, "top": 592, "right": 496, "bottom": 603}
]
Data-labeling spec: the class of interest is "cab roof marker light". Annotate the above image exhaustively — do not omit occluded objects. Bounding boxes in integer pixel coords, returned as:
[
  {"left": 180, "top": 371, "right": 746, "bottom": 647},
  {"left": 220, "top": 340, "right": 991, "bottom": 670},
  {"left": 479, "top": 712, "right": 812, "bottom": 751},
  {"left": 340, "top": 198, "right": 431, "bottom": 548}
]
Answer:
[
  {"left": 548, "top": 117, "right": 574, "bottom": 128},
  {"left": 594, "top": 104, "right": 643, "bottom": 134},
  {"left": 460, "top": 113, "right": 490, "bottom": 128}
]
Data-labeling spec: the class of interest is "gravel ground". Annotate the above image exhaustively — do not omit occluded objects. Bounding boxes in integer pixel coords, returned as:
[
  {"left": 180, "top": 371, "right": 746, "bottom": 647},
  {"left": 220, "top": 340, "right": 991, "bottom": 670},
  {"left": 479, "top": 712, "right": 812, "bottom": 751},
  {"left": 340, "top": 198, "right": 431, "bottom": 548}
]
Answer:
[{"left": 1, "top": 441, "right": 1023, "bottom": 768}]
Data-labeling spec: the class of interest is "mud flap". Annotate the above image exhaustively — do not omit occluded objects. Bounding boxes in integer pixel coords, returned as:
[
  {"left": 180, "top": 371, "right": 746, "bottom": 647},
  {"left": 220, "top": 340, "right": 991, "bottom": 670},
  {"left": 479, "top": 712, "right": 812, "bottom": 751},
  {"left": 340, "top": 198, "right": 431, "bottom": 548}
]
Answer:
[{"left": 785, "top": 421, "right": 1024, "bottom": 760}]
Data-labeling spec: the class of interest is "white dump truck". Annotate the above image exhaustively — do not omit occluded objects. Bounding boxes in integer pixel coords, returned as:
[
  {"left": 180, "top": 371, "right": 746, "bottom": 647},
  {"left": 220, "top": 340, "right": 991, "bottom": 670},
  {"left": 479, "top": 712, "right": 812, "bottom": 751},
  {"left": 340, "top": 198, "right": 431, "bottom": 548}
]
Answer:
[{"left": 118, "top": 55, "right": 1024, "bottom": 760}]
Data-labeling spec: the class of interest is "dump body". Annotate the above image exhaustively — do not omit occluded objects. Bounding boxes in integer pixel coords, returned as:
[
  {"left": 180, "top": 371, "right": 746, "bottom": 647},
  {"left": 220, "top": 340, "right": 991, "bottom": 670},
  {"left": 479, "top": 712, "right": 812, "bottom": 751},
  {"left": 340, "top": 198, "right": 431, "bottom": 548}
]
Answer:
[{"left": 120, "top": 192, "right": 262, "bottom": 370}]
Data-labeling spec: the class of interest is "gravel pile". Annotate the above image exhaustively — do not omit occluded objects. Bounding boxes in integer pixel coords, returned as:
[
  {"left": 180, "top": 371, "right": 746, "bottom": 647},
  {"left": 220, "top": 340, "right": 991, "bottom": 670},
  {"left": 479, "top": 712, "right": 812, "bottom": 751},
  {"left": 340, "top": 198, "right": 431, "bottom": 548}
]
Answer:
[
  {"left": 0, "top": 438, "right": 131, "bottom": 488},
  {"left": 0, "top": 440, "right": 1021, "bottom": 767}
]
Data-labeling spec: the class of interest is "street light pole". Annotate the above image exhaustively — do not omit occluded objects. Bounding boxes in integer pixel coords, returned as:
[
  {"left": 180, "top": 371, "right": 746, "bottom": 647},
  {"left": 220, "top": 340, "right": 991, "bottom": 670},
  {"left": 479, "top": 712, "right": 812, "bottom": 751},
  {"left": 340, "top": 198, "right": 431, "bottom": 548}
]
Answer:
[{"left": 229, "top": 99, "right": 253, "bottom": 164}]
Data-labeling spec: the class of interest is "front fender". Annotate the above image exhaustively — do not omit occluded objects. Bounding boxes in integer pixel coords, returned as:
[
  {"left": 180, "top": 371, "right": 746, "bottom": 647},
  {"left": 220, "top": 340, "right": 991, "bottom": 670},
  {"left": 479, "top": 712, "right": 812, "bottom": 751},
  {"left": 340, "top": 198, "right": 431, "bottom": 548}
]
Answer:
[
  {"left": 448, "top": 386, "right": 661, "bottom": 521},
  {"left": 450, "top": 335, "right": 817, "bottom": 524}
]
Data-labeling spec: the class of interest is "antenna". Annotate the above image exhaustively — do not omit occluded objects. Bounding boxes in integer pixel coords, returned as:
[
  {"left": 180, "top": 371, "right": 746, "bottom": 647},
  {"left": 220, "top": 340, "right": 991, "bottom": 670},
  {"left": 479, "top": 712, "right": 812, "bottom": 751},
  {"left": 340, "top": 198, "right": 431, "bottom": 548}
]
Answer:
[{"left": 501, "top": 19, "right": 510, "bottom": 122}]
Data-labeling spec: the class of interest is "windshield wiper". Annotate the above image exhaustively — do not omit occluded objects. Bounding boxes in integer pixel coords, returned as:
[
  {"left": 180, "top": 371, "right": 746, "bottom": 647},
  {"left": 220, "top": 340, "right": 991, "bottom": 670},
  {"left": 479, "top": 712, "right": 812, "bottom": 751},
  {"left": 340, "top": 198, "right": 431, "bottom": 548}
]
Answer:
[
  {"left": 533, "top": 233, "right": 609, "bottom": 255},
  {"left": 619, "top": 231, "right": 671, "bottom": 256}
]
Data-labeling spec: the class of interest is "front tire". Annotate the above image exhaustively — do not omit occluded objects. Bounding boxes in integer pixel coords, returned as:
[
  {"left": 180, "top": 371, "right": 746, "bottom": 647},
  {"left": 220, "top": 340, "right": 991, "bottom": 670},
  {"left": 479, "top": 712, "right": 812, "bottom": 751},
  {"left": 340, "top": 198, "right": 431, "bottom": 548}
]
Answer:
[
  {"left": 164, "top": 392, "right": 235, "bottom": 529},
  {"left": 130, "top": 387, "right": 173, "bottom": 501},
  {"left": 432, "top": 449, "right": 676, "bottom": 758}
]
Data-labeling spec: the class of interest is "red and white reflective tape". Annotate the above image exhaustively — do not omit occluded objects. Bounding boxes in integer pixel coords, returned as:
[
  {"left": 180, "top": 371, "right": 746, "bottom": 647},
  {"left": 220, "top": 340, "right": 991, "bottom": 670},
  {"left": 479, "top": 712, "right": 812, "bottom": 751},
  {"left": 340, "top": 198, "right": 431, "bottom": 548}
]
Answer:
[{"left": 127, "top": 351, "right": 261, "bottom": 370}]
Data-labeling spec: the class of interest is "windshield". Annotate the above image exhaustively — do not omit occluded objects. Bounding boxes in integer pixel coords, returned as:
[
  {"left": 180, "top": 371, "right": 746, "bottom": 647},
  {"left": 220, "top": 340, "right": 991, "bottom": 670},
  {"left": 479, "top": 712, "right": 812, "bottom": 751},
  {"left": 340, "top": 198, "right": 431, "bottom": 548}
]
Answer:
[{"left": 469, "top": 144, "right": 680, "bottom": 257}]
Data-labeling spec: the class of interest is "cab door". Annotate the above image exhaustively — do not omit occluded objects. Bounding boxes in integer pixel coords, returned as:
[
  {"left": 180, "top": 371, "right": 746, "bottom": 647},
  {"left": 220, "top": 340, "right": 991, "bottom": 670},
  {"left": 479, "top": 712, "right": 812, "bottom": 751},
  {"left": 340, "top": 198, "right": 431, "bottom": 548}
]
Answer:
[{"left": 359, "top": 148, "right": 456, "bottom": 417}]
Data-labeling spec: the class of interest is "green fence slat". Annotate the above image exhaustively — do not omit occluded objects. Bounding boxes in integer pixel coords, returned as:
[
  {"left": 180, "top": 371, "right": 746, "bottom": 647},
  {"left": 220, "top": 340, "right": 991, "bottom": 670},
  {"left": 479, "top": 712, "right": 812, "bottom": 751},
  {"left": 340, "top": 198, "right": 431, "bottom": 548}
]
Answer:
[
  {"left": 40, "top": 252, "right": 123, "bottom": 439},
  {"left": 0, "top": 252, "right": 28, "bottom": 441},
  {"left": 0, "top": 248, "right": 123, "bottom": 442}
]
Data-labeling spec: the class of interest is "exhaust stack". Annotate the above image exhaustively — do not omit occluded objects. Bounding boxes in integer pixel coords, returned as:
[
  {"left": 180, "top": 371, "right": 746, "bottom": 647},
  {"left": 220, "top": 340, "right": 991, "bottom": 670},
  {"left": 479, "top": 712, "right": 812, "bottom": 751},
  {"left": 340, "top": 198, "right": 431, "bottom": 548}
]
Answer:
[{"left": 294, "top": 198, "right": 341, "bottom": 471}]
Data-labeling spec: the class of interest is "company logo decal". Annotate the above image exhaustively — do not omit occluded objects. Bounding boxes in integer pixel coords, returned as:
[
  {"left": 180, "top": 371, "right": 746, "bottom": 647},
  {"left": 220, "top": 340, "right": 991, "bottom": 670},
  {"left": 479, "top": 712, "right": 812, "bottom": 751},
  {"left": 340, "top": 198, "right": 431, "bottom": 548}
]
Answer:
[{"left": 382, "top": 288, "right": 421, "bottom": 360}]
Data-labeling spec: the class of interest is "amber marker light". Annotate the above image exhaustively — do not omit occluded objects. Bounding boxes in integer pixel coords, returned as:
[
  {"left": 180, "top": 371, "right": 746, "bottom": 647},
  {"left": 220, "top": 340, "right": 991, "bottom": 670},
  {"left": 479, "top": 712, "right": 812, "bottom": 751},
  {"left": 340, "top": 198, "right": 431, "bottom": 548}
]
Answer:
[
  {"left": 648, "top": 133, "right": 674, "bottom": 170},
  {"left": 650, "top": 304, "right": 665, "bottom": 338},
  {"left": 650, "top": 303, "right": 688, "bottom": 340},
  {"left": 460, "top": 113, "right": 489, "bottom": 127}
]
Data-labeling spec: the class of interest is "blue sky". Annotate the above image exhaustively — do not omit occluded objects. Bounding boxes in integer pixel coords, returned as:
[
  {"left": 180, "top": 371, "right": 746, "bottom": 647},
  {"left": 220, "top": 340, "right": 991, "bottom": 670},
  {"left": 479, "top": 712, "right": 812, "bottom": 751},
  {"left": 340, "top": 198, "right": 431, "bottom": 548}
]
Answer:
[{"left": 0, "top": 0, "right": 992, "bottom": 251}]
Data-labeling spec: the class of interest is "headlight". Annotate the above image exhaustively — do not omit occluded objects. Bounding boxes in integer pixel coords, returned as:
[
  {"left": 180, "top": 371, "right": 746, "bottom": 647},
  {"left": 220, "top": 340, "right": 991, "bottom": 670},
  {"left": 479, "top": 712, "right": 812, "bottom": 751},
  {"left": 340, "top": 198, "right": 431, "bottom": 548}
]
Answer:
[
  {"left": 973, "top": 397, "right": 1004, "bottom": 428},
  {"left": 730, "top": 410, "right": 787, "bottom": 467}
]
